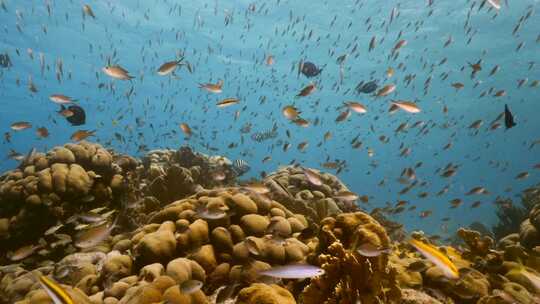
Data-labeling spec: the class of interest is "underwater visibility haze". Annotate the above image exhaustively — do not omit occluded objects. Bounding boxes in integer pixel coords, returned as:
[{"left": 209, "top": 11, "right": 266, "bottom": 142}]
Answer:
[{"left": 0, "top": 0, "right": 540, "bottom": 303}]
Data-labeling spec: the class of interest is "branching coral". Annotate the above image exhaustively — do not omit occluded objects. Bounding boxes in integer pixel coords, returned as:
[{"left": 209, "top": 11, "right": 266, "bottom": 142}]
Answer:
[
  {"left": 457, "top": 228, "right": 494, "bottom": 258},
  {"left": 301, "top": 212, "right": 401, "bottom": 304}
]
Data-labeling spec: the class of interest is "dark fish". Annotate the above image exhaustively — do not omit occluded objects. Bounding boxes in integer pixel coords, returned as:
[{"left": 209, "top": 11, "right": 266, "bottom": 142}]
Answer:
[
  {"left": 232, "top": 159, "right": 250, "bottom": 176},
  {"left": 504, "top": 104, "right": 516, "bottom": 129},
  {"left": 301, "top": 61, "right": 323, "bottom": 77},
  {"left": 355, "top": 80, "right": 378, "bottom": 94},
  {"left": 0, "top": 53, "right": 12, "bottom": 68},
  {"left": 60, "top": 105, "right": 86, "bottom": 126}
]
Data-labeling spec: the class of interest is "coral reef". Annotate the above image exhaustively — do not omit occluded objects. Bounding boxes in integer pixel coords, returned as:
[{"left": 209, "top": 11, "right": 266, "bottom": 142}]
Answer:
[
  {"left": 139, "top": 147, "right": 237, "bottom": 204},
  {"left": 263, "top": 165, "right": 359, "bottom": 227},
  {"left": 1, "top": 141, "right": 540, "bottom": 304},
  {"left": 0, "top": 141, "right": 135, "bottom": 261},
  {"left": 492, "top": 185, "right": 539, "bottom": 241}
]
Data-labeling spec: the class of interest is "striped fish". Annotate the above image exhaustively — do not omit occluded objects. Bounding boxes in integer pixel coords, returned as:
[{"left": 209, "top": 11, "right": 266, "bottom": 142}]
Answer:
[
  {"left": 232, "top": 159, "right": 250, "bottom": 176},
  {"left": 409, "top": 239, "right": 459, "bottom": 279},
  {"left": 251, "top": 124, "right": 278, "bottom": 142},
  {"left": 37, "top": 275, "right": 74, "bottom": 304}
]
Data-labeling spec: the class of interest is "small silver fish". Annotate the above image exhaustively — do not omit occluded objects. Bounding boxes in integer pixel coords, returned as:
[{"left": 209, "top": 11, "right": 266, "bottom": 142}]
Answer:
[
  {"left": 75, "top": 217, "right": 118, "bottom": 248},
  {"left": 303, "top": 168, "right": 322, "bottom": 186},
  {"left": 258, "top": 264, "right": 324, "bottom": 279},
  {"left": 356, "top": 242, "right": 391, "bottom": 257},
  {"left": 197, "top": 208, "right": 227, "bottom": 220}
]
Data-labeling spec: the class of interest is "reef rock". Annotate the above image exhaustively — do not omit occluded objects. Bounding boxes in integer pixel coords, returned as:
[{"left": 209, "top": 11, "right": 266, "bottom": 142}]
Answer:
[{"left": 236, "top": 283, "right": 296, "bottom": 304}]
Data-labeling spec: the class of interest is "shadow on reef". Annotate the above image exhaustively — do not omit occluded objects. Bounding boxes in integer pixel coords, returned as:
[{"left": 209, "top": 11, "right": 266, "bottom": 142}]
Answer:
[
  {"left": 491, "top": 184, "right": 540, "bottom": 242},
  {"left": 0, "top": 142, "right": 539, "bottom": 304}
]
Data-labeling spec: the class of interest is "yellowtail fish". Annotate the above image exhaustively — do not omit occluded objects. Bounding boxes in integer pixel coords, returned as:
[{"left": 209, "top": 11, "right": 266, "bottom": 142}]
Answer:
[
  {"left": 70, "top": 130, "right": 95, "bottom": 142},
  {"left": 199, "top": 80, "right": 223, "bottom": 93},
  {"left": 179, "top": 123, "right": 192, "bottom": 137},
  {"left": 265, "top": 55, "right": 274, "bottom": 66},
  {"left": 157, "top": 59, "right": 183, "bottom": 76},
  {"left": 36, "top": 127, "right": 49, "bottom": 138},
  {"left": 409, "top": 238, "right": 459, "bottom": 279},
  {"left": 37, "top": 275, "right": 74, "bottom": 304},
  {"left": 49, "top": 94, "right": 74, "bottom": 104},
  {"left": 391, "top": 101, "right": 421, "bottom": 113},
  {"left": 282, "top": 105, "right": 301, "bottom": 120},
  {"left": 216, "top": 98, "right": 239, "bottom": 107},
  {"left": 102, "top": 65, "right": 133, "bottom": 80},
  {"left": 82, "top": 4, "right": 96, "bottom": 19},
  {"left": 376, "top": 84, "right": 396, "bottom": 97},
  {"left": 345, "top": 101, "right": 367, "bottom": 113},
  {"left": 296, "top": 83, "right": 316, "bottom": 97},
  {"left": 258, "top": 264, "right": 324, "bottom": 279},
  {"left": 10, "top": 121, "right": 32, "bottom": 131}
]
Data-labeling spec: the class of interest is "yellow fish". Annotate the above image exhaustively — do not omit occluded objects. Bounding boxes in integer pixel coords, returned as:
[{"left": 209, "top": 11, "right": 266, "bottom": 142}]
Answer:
[
  {"left": 409, "top": 238, "right": 459, "bottom": 279},
  {"left": 37, "top": 275, "right": 74, "bottom": 304}
]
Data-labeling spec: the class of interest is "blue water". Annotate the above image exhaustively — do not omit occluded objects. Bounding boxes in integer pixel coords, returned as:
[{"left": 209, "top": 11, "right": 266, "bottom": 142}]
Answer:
[{"left": 0, "top": 0, "right": 539, "bottom": 237}]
